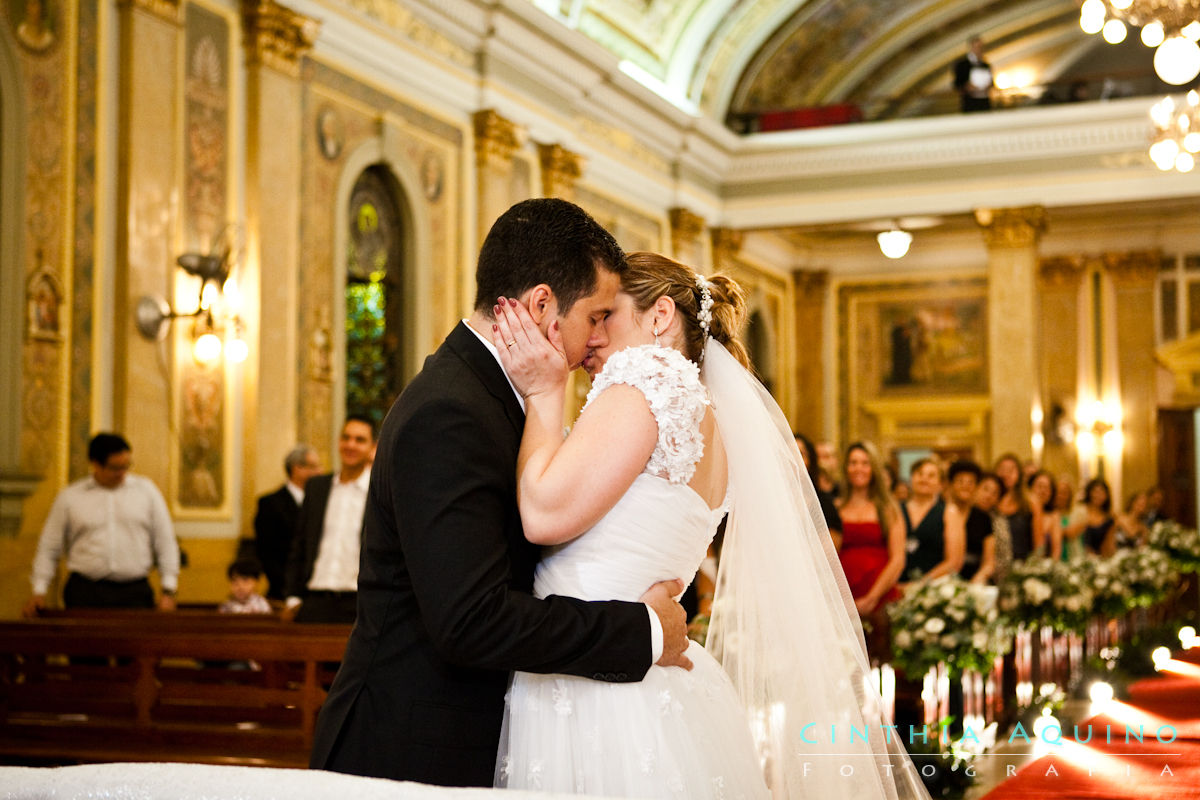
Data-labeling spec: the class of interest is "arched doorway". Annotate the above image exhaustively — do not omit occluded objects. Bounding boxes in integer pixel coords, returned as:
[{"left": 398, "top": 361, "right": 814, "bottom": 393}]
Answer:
[{"left": 344, "top": 165, "right": 405, "bottom": 430}]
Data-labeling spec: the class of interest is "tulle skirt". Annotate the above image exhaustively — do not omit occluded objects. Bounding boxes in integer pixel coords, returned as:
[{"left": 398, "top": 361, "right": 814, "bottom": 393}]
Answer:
[{"left": 495, "top": 641, "right": 769, "bottom": 798}]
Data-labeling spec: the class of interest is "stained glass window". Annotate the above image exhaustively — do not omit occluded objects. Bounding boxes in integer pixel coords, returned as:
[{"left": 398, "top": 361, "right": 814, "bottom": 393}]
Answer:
[{"left": 346, "top": 166, "right": 403, "bottom": 429}]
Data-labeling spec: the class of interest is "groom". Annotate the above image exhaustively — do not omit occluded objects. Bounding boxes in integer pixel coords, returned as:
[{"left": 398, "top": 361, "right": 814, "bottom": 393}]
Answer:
[{"left": 310, "top": 198, "right": 691, "bottom": 786}]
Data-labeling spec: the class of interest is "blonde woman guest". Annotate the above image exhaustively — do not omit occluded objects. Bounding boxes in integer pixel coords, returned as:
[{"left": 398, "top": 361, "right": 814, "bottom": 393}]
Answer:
[
  {"left": 994, "top": 453, "right": 1042, "bottom": 561},
  {"left": 1026, "top": 470, "right": 1062, "bottom": 560},
  {"left": 1053, "top": 474, "right": 1084, "bottom": 562},
  {"left": 900, "top": 458, "right": 966, "bottom": 583}
]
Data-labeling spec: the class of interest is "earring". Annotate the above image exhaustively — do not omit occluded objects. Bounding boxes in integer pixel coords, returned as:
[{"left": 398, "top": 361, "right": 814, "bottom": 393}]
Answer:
[{"left": 652, "top": 326, "right": 659, "bottom": 345}]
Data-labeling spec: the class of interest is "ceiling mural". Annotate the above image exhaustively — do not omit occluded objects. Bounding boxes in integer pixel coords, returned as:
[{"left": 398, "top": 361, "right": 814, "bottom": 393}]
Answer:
[{"left": 523, "top": 0, "right": 1170, "bottom": 128}]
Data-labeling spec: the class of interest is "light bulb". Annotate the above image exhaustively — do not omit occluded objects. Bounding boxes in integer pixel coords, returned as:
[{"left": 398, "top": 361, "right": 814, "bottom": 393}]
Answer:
[
  {"left": 1185, "top": 132, "right": 1200, "bottom": 152},
  {"left": 1151, "top": 97, "right": 1175, "bottom": 128},
  {"left": 1081, "top": 0, "right": 1107, "bottom": 30},
  {"left": 1155, "top": 36, "right": 1200, "bottom": 85},
  {"left": 1142, "top": 20, "right": 1166, "bottom": 48},
  {"left": 876, "top": 229, "right": 913, "bottom": 259},
  {"left": 1177, "top": 151, "right": 1196, "bottom": 172},
  {"left": 226, "top": 338, "right": 249, "bottom": 363},
  {"left": 1103, "top": 19, "right": 1128, "bottom": 44},
  {"left": 1089, "top": 681, "right": 1114, "bottom": 705},
  {"left": 1180, "top": 626, "right": 1197, "bottom": 646},
  {"left": 1152, "top": 646, "right": 1171, "bottom": 670},
  {"left": 1184, "top": 21, "right": 1200, "bottom": 42},
  {"left": 193, "top": 332, "right": 222, "bottom": 364},
  {"left": 1110, "top": 0, "right": 1133, "bottom": 9}
]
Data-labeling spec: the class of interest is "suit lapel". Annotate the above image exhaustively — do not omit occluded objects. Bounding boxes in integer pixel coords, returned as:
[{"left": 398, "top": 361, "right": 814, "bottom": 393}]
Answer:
[{"left": 445, "top": 322, "right": 525, "bottom": 435}]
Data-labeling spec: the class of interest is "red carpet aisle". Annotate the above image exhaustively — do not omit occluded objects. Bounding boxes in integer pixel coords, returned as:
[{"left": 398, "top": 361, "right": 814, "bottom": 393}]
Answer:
[{"left": 982, "top": 646, "right": 1200, "bottom": 800}]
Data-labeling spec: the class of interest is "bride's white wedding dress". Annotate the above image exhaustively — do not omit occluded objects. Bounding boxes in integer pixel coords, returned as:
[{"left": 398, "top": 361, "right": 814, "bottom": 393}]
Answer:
[{"left": 495, "top": 345, "right": 770, "bottom": 798}]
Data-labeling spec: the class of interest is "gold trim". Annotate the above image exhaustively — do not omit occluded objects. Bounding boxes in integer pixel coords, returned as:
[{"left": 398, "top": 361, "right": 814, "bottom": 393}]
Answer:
[
  {"left": 794, "top": 269, "right": 829, "bottom": 298},
  {"left": 668, "top": 207, "right": 705, "bottom": 255},
  {"left": 975, "top": 205, "right": 1047, "bottom": 249},
  {"left": 1104, "top": 250, "right": 1160, "bottom": 287},
  {"left": 537, "top": 143, "right": 583, "bottom": 199},
  {"left": 118, "top": 0, "right": 183, "bottom": 23},
  {"left": 1037, "top": 255, "right": 1086, "bottom": 288},
  {"left": 473, "top": 109, "right": 521, "bottom": 168},
  {"left": 711, "top": 228, "right": 743, "bottom": 268},
  {"left": 241, "top": 0, "right": 320, "bottom": 77}
]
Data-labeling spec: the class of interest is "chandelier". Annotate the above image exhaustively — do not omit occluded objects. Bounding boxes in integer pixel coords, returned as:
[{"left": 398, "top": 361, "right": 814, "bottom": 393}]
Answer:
[
  {"left": 1079, "top": 0, "right": 1200, "bottom": 84},
  {"left": 1149, "top": 90, "right": 1200, "bottom": 171}
]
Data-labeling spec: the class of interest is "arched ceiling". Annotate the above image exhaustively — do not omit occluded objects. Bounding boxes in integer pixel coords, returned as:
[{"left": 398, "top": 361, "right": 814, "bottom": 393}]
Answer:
[{"left": 530, "top": 0, "right": 1170, "bottom": 126}]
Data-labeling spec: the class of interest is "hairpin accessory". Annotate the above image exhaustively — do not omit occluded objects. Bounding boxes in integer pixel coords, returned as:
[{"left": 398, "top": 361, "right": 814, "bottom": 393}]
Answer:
[{"left": 695, "top": 275, "right": 713, "bottom": 339}]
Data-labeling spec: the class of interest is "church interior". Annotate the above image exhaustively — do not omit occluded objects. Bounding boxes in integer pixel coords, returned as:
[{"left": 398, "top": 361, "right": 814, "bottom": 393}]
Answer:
[{"left": 2, "top": 0, "right": 1200, "bottom": 792}]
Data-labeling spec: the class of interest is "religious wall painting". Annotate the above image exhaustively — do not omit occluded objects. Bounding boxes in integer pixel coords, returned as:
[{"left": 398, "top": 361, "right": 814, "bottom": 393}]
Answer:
[
  {"left": 13, "top": 0, "right": 55, "bottom": 53},
  {"left": 184, "top": 4, "right": 228, "bottom": 253},
  {"left": 26, "top": 264, "right": 62, "bottom": 341},
  {"left": 876, "top": 293, "right": 987, "bottom": 395}
]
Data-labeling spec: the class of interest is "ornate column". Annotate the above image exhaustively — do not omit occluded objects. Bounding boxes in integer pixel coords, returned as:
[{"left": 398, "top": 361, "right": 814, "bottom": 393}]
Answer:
[
  {"left": 537, "top": 143, "right": 583, "bottom": 201},
  {"left": 113, "top": 0, "right": 184, "bottom": 485},
  {"left": 793, "top": 270, "right": 829, "bottom": 437},
  {"left": 1037, "top": 256, "right": 1086, "bottom": 478},
  {"left": 976, "top": 206, "right": 1046, "bottom": 461},
  {"left": 669, "top": 207, "right": 706, "bottom": 270},
  {"left": 1106, "top": 251, "right": 1160, "bottom": 498},
  {"left": 474, "top": 110, "right": 522, "bottom": 248},
  {"left": 242, "top": 0, "right": 318, "bottom": 506},
  {"left": 711, "top": 228, "right": 744, "bottom": 273}
]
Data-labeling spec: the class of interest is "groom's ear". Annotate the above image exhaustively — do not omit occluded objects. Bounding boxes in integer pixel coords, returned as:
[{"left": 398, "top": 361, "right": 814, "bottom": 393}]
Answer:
[{"left": 523, "top": 284, "right": 554, "bottom": 325}]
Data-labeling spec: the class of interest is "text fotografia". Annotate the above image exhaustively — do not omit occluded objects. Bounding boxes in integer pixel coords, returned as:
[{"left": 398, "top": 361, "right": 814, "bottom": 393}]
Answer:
[{"left": 794, "top": 722, "right": 1180, "bottom": 747}]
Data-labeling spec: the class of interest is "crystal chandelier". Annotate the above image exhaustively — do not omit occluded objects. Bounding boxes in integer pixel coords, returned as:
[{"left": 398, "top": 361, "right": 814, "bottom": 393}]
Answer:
[
  {"left": 1149, "top": 90, "right": 1200, "bottom": 171},
  {"left": 1079, "top": 0, "right": 1200, "bottom": 84}
]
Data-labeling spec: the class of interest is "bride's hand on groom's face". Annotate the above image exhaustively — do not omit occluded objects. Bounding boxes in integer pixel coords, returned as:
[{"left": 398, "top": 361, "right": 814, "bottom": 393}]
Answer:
[{"left": 491, "top": 297, "right": 568, "bottom": 399}]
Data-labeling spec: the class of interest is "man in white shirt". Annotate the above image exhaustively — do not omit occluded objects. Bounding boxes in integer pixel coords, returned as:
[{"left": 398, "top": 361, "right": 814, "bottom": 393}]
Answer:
[
  {"left": 23, "top": 432, "right": 179, "bottom": 616},
  {"left": 953, "top": 35, "right": 993, "bottom": 112},
  {"left": 283, "top": 416, "right": 375, "bottom": 624}
]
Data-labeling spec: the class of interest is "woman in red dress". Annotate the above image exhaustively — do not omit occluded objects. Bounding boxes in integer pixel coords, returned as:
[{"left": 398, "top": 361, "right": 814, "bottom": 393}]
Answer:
[{"left": 837, "top": 441, "right": 906, "bottom": 616}]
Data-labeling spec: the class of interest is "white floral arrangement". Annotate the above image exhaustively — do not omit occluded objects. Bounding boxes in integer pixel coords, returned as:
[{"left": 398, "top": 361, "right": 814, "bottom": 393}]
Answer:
[
  {"left": 1148, "top": 519, "right": 1200, "bottom": 573},
  {"left": 1107, "top": 547, "right": 1177, "bottom": 609},
  {"left": 887, "top": 575, "right": 1011, "bottom": 679},
  {"left": 998, "top": 557, "right": 1094, "bottom": 633}
]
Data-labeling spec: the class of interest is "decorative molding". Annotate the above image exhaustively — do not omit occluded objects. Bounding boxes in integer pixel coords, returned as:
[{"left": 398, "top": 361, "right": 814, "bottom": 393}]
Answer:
[
  {"left": 668, "top": 207, "right": 705, "bottom": 255},
  {"left": 975, "top": 205, "right": 1046, "bottom": 249},
  {"left": 473, "top": 109, "right": 521, "bottom": 168},
  {"left": 537, "top": 143, "right": 583, "bottom": 199},
  {"left": 0, "top": 470, "right": 42, "bottom": 538},
  {"left": 118, "top": 0, "right": 182, "bottom": 23},
  {"left": 1038, "top": 255, "right": 1087, "bottom": 289},
  {"left": 1104, "top": 250, "right": 1160, "bottom": 287},
  {"left": 575, "top": 116, "right": 670, "bottom": 175},
  {"left": 340, "top": 0, "right": 474, "bottom": 68},
  {"left": 241, "top": 0, "right": 320, "bottom": 76}
]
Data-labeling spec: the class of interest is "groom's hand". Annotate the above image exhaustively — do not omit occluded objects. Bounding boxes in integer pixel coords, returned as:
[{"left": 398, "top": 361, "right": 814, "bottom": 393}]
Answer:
[{"left": 641, "top": 579, "right": 693, "bottom": 671}]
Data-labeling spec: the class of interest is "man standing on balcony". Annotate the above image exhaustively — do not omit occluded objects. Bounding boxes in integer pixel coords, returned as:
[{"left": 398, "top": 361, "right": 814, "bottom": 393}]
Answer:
[{"left": 954, "top": 35, "right": 993, "bottom": 112}]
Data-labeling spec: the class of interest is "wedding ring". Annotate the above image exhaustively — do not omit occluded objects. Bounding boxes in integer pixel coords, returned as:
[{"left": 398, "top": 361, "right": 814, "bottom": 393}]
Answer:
[{"left": 505, "top": 340, "right": 517, "bottom": 348}]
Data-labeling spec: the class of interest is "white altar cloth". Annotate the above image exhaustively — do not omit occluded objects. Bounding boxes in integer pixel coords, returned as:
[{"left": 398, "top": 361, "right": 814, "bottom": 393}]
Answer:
[{"left": 0, "top": 763, "right": 623, "bottom": 800}]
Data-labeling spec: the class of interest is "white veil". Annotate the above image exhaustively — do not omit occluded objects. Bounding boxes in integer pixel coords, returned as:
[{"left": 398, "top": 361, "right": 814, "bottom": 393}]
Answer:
[{"left": 702, "top": 339, "right": 930, "bottom": 800}]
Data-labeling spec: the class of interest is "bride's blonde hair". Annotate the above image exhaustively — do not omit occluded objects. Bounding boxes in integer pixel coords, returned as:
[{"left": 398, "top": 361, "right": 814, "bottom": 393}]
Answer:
[{"left": 622, "top": 252, "right": 751, "bottom": 369}]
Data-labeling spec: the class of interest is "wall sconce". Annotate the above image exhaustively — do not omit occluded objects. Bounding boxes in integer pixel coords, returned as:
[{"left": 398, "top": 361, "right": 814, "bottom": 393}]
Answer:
[
  {"left": 1074, "top": 398, "right": 1123, "bottom": 476},
  {"left": 134, "top": 227, "right": 247, "bottom": 363}
]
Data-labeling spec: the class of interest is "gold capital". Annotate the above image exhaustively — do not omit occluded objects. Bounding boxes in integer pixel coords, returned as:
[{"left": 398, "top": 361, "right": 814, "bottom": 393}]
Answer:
[
  {"left": 794, "top": 269, "right": 829, "bottom": 297},
  {"left": 1104, "top": 250, "right": 1161, "bottom": 287},
  {"left": 711, "top": 228, "right": 744, "bottom": 267},
  {"left": 976, "top": 205, "right": 1047, "bottom": 249},
  {"left": 1037, "top": 256, "right": 1087, "bottom": 288},
  {"left": 242, "top": 0, "right": 320, "bottom": 77},
  {"left": 669, "top": 208, "right": 706, "bottom": 256},
  {"left": 474, "top": 110, "right": 521, "bottom": 169},
  {"left": 119, "top": 0, "right": 182, "bottom": 23},
  {"left": 537, "top": 143, "right": 583, "bottom": 199}
]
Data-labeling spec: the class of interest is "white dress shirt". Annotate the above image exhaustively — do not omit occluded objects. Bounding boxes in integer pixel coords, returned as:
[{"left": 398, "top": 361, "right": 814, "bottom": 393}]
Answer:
[
  {"left": 30, "top": 474, "right": 179, "bottom": 594},
  {"left": 286, "top": 480, "right": 304, "bottom": 506},
  {"left": 464, "top": 320, "right": 664, "bottom": 661},
  {"left": 306, "top": 468, "right": 371, "bottom": 592}
]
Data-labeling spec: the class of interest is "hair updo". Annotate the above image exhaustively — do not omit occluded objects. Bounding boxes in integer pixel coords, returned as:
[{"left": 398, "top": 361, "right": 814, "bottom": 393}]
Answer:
[{"left": 621, "top": 252, "right": 751, "bottom": 369}]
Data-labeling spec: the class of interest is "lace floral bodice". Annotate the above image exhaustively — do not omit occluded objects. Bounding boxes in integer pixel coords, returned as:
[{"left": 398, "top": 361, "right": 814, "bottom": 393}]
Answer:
[{"left": 584, "top": 345, "right": 708, "bottom": 485}]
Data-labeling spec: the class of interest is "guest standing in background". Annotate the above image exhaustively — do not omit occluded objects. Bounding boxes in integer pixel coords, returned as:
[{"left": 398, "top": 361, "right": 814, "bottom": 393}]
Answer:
[
  {"left": 837, "top": 442, "right": 905, "bottom": 616},
  {"left": 1027, "top": 470, "right": 1062, "bottom": 560},
  {"left": 284, "top": 416, "right": 376, "bottom": 624},
  {"left": 795, "top": 432, "right": 843, "bottom": 550},
  {"left": 947, "top": 460, "right": 993, "bottom": 583},
  {"left": 23, "top": 433, "right": 179, "bottom": 616},
  {"left": 953, "top": 35, "right": 993, "bottom": 112},
  {"left": 974, "top": 472, "right": 1012, "bottom": 583},
  {"left": 1065, "top": 478, "right": 1117, "bottom": 558},
  {"left": 900, "top": 458, "right": 965, "bottom": 583},
  {"left": 1053, "top": 474, "right": 1084, "bottom": 562},
  {"left": 254, "top": 445, "right": 321, "bottom": 601},
  {"left": 994, "top": 453, "right": 1041, "bottom": 561},
  {"left": 1116, "top": 491, "right": 1151, "bottom": 547}
]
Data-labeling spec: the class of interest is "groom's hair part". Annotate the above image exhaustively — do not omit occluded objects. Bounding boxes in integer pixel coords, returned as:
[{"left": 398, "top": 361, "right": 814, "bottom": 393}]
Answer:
[{"left": 474, "top": 198, "right": 625, "bottom": 316}]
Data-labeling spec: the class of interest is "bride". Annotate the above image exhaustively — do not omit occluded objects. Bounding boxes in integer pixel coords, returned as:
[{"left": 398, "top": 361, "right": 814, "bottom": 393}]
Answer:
[{"left": 490, "top": 252, "right": 928, "bottom": 799}]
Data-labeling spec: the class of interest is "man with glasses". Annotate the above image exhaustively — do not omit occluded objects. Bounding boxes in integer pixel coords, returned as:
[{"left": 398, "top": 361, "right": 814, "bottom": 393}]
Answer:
[{"left": 23, "top": 432, "right": 179, "bottom": 616}]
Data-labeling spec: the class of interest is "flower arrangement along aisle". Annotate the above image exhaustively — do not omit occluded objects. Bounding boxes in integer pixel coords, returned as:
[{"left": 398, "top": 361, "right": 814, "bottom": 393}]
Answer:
[
  {"left": 888, "top": 575, "right": 1011, "bottom": 679},
  {"left": 1081, "top": 547, "right": 1177, "bottom": 619},
  {"left": 1148, "top": 519, "right": 1200, "bottom": 574},
  {"left": 998, "top": 556, "right": 1093, "bottom": 634}
]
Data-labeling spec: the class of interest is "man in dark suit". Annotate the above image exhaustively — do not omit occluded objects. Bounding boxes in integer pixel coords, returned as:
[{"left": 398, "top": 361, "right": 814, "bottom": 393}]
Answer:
[
  {"left": 283, "top": 416, "right": 376, "bottom": 624},
  {"left": 253, "top": 445, "right": 320, "bottom": 601},
  {"left": 310, "top": 199, "right": 690, "bottom": 786},
  {"left": 954, "top": 35, "right": 993, "bottom": 112}
]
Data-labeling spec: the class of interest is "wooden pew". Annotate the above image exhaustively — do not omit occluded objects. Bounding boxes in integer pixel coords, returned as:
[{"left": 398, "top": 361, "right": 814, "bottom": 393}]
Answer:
[{"left": 0, "top": 614, "right": 351, "bottom": 768}]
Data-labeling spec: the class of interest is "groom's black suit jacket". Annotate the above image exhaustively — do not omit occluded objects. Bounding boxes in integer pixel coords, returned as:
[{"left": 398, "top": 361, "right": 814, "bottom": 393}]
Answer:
[{"left": 310, "top": 322, "right": 652, "bottom": 786}]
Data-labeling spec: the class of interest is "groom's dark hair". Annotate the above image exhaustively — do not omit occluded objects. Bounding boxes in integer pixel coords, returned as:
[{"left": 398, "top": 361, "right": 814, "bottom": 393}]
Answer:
[{"left": 474, "top": 198, "right": 626, "bottom": 316}]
